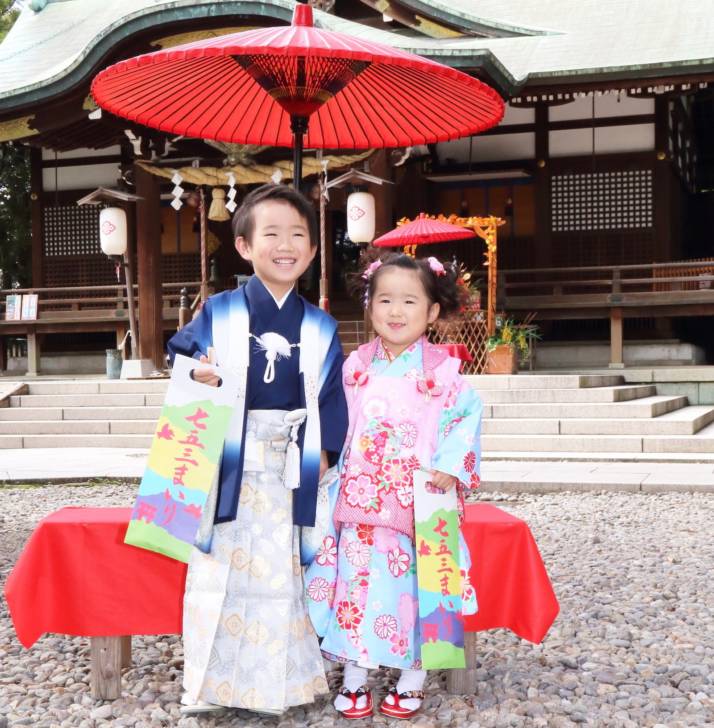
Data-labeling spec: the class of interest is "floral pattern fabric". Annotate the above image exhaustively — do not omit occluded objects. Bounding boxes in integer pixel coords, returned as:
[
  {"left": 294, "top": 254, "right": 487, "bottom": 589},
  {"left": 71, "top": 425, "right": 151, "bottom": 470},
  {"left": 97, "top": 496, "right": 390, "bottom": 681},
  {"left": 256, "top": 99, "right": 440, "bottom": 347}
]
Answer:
[{"left": 306, "top": 338, "right": 482, "bottom": 670}]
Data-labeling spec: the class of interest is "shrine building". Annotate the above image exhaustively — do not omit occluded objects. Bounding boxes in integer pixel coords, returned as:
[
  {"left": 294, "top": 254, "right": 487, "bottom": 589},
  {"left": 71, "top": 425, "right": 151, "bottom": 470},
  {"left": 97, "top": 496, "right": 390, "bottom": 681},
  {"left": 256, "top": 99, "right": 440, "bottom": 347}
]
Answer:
[{"left": 1, "top": 0, "right": 713, "bottom": 372}]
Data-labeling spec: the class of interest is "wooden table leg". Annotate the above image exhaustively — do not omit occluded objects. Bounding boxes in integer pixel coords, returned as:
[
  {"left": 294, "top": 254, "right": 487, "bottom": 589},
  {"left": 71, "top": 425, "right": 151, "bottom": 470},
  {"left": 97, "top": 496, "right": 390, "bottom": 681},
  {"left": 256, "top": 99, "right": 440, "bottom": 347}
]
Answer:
[
  {"left": 120, "top": 635, "right": 132, "bottom": 669},
  {"left": 90, "top": 636, "right": 129, "bottom": 699},
  {"left": 446, "top": 632, "right": 479, "bottom": 695}
]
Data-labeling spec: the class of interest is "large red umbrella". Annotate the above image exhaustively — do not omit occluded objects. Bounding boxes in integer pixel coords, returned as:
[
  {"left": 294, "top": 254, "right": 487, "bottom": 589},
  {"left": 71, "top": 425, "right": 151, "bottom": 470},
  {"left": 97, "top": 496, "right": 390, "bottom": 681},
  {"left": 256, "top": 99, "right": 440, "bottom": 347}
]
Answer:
[
  {"left": 373, "top": 212, "right": 477, "bottom": 255},
  {"left": 91, "top": 3, "right": 504, "bottom": 185}
]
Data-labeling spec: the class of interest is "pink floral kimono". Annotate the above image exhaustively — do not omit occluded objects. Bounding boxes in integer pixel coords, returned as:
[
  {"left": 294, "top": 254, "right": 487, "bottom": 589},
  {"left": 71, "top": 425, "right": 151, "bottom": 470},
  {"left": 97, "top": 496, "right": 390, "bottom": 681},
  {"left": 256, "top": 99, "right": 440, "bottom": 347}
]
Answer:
[{"left": 305, "top": 336, "right": 482, "bottom": 670}]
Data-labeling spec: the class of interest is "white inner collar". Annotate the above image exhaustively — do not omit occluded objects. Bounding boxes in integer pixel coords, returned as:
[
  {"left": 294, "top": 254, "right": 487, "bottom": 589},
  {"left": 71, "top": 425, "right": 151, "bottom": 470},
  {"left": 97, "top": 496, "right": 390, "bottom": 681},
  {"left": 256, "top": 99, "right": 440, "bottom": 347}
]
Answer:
[{"left": 267, "top": 286, "right": 294, "bottom": 309}]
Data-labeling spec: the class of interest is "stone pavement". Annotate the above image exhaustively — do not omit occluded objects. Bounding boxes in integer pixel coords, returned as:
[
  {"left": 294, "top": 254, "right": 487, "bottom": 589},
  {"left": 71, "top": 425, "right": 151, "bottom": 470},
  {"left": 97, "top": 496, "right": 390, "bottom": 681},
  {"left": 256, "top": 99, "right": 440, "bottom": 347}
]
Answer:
[{"left": 0, "top": 448, "right": 712, "bottom": 492}]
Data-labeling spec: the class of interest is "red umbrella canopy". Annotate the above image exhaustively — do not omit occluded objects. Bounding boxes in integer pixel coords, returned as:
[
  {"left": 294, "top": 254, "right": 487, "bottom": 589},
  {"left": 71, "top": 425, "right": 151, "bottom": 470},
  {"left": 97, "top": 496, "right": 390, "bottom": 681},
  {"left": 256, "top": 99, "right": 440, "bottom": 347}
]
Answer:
[
  {"left": 373, "top": 213, "right": 477, "bottom": 248},
  {"left": 91, "top": 4, "right": 504, "bottom": 150}
]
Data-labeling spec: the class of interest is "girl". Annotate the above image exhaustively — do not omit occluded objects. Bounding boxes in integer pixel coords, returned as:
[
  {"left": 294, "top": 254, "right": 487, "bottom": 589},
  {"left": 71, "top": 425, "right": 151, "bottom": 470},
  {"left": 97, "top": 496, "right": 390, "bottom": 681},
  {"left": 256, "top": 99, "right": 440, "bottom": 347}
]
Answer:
[{"left": 306, "top": 252, "right": 482, "bottom": 719}]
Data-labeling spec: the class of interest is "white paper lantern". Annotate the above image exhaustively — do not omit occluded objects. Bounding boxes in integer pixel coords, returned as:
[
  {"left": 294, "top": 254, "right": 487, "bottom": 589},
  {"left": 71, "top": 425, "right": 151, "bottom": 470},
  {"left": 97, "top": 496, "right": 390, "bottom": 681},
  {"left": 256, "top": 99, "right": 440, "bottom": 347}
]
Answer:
[
  {"left": 99, "top": 207, "right": 128, "bottom": 256},
  {"left": 347, "top": 190, "right": 375, "bottom": 243}
]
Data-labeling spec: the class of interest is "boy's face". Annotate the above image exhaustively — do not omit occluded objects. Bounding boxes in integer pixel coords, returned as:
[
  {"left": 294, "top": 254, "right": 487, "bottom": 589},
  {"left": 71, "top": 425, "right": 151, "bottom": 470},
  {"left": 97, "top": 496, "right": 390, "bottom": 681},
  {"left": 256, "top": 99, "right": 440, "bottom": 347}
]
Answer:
[{"left": 235, "top": 200, "right": 316, "bottom": 299}]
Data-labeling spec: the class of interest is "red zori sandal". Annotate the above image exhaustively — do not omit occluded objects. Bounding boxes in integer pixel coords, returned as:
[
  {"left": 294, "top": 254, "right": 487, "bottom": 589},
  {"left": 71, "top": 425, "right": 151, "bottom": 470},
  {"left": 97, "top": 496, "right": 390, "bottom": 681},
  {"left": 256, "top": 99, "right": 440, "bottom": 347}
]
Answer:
[
  {"left": 337, "top": 686, "right": 373, "bottom": 720},
  {"left": 379, "top": 687, "right": 425, "bottom": 719}
]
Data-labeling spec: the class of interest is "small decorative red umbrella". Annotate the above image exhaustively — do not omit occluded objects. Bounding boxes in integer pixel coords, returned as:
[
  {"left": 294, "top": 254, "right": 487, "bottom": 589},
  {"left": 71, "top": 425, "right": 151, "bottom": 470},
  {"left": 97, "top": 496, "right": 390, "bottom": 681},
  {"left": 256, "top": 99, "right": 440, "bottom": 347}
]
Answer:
[
  {"left": 373, "top": 212, "right": 477, "bottom": 255},
  {"left": 91, "top": 3, "right": 504, "bottom": 186}
]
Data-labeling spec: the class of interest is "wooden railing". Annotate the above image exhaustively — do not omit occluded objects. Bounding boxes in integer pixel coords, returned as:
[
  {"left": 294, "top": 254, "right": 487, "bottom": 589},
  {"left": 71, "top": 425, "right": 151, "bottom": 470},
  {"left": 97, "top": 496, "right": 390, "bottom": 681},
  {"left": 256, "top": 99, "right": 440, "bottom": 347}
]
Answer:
[
  {"left": 0, "top": 282, "right": 203, "bottom": 373},
  {"left": 0, "top": 282, "right": 202, "bottom": 320},
  {"left": 499, "top": 259, "right": 714, "bottom": 366},
  {"left": 500, "top": 260, "right": 714, "bottom": 312}
]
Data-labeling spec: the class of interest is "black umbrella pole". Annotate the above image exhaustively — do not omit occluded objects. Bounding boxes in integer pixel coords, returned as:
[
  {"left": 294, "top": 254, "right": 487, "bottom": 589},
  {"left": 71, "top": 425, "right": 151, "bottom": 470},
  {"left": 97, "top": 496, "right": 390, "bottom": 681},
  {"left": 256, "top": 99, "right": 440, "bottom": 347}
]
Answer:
[{"left": 291, "top": 116, "right": 309, "bottom": 191}]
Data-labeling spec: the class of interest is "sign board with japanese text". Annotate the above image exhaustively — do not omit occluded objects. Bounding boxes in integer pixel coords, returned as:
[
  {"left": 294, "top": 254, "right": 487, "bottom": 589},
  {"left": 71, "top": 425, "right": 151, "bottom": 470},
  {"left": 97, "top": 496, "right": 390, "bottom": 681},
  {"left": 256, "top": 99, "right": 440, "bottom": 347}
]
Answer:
[
  {"left": 124, "top": 354, "right": 238, "bottom": 562},
  {"left": 413, "top": 469, "right": 466, "bottom": 669}
]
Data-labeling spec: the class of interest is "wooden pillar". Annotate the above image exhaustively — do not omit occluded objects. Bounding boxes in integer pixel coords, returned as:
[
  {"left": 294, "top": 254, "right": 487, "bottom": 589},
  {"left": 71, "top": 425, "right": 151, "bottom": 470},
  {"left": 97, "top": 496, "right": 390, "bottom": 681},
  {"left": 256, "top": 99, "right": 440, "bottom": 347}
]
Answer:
[
  {"left": 654, "top": 96, "right": 672, "bottom": 263},
  {"left": 534, "top": 102, "right": 552, "bottom": 269},
  {"left": 134, "top": 164, "right": 164, "bottom": 370},
  {"left": 29, "top": 148, "right": 44, "bottom": 287},
  {"left": 369, "top": 150, "right": 394, "bottom": 239},
  {"left": 653, "top": 96, "right": 675, "bottom": 337},
  {"left": 609, "top": 307, "right": 624, "bottom": 368}
]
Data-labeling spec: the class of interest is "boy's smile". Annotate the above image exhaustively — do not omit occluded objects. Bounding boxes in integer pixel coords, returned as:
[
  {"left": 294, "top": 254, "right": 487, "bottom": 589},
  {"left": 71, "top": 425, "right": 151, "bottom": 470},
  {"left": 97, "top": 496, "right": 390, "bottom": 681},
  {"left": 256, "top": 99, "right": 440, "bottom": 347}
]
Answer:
[{"left": 235, "top": 199, "right": 316, "bottom": 299}]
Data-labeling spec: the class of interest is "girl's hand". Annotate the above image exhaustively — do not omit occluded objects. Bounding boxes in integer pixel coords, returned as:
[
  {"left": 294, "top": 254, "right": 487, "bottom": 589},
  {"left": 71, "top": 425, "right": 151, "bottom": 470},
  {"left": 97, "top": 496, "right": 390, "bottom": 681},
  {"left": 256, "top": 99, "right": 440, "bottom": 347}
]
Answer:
[
  {"left": 319, "top": 450, "right": 329, "bottom": 480},
  {"left": 191, "top": 354, "right": 221, "bottom": 387},
  {"left": 431, "top": 470, "right": 457, "bottom": 492}
]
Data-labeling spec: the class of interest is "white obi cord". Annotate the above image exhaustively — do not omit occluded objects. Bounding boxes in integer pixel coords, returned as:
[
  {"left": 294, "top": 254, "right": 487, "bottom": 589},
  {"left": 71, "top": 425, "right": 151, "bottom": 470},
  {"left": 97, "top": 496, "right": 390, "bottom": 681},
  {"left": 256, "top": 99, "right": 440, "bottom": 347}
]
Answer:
[
  {"left": 283, "top": 408, "right": 307, "bottom": 489},
  {"left": 252, "top": 332, "right": 299, "bottom": 384}
]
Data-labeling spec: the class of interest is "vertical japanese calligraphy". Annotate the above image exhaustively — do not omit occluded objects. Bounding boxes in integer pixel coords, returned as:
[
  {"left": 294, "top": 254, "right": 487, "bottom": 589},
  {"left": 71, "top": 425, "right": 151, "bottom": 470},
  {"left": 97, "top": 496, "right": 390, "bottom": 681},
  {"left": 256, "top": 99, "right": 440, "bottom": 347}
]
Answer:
[
  {"left": 124, "top": 355, "right": 238, "bottom": 562},
  {"left": 413, "top": 469, "right": 466, "bottom": 669}
]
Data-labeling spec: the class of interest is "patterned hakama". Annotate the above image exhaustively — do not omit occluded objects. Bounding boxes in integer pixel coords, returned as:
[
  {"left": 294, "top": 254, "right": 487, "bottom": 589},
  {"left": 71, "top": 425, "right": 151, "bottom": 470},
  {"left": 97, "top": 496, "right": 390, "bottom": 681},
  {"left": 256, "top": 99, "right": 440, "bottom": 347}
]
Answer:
[{"left": 182, "top": 410, "right": 328, "bottom": 713}]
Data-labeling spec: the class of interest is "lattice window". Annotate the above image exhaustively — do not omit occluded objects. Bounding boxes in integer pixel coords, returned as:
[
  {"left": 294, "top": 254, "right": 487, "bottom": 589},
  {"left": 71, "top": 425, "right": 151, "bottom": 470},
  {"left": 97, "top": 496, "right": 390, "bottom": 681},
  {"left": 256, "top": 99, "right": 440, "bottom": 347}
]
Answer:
[
  {"left": 551, "top": 170, "right": 653, "bottom": 232},
  {"left": 43, "top": 206, "right": 103, "bottom": 256},
  {"left": 429, "top": 315, "right": 489, "bottom": 375}
]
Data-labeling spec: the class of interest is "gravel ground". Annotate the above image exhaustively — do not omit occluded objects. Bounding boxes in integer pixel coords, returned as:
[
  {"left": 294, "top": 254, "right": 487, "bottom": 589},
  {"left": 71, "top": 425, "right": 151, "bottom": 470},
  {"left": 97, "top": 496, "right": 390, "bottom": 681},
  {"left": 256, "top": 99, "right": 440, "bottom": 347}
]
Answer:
[{"left": 1, "top": 483, "right": 713, "bottom": 728}]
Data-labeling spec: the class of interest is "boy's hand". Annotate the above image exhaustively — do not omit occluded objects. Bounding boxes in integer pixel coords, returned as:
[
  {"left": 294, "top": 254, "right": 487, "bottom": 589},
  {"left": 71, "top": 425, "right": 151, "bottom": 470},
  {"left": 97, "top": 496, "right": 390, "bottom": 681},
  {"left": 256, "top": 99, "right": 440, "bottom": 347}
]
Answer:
[
  {"left": 191, "top": 354, "right": 221, "bottom": 387},
  {"left": 320, "top": 450, "right": 329, "bottom": 480},
  {"left": 431, "top": 470, "right": 457, "bottom": 492}
]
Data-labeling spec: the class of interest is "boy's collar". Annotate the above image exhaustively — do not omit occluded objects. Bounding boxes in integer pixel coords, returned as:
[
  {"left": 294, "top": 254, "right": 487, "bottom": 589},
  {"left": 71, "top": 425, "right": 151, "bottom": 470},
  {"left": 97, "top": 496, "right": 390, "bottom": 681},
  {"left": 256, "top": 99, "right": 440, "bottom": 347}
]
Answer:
[{"left": 246, "top": 275, "right": 296, "bottom": 310}]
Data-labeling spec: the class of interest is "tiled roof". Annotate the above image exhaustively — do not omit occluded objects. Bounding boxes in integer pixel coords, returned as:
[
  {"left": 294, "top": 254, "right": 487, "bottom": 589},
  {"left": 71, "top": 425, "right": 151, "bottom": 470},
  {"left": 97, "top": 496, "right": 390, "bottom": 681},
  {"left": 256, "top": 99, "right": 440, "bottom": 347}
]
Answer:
[{"left": 1, "top": 0, "right": 713, "bottom": 111}]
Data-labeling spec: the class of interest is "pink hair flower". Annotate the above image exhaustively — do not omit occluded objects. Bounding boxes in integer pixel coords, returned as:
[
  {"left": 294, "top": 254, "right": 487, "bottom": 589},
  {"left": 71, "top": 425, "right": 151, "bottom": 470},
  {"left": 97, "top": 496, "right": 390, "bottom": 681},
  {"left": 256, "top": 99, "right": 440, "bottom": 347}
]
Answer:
[
  {"left": 427, "top": 257, "right": 446, "bottom": 277},
  {"left": 362, "top": 260, "right": 383, "bottom": 280},
  {"left": 345, "top": 369, "right": 369, "bottom": 388},
  {"left": 416, "top": 371, "right": 443, "bottom": 399}
]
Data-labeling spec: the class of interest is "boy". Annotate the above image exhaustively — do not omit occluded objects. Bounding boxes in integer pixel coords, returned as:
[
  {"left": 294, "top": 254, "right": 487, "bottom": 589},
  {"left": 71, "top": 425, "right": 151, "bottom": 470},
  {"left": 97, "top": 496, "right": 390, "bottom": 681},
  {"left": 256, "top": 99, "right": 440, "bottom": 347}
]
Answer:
[{"left": 168, "top": 184, "right": 348, "bottom": 715}]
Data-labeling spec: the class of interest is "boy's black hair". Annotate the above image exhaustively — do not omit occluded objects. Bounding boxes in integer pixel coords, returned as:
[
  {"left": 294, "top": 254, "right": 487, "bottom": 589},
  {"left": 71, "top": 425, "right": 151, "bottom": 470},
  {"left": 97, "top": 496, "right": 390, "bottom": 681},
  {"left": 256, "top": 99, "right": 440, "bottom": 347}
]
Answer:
[
  {"left": 231, "top": 183, "right": 318, "bottom": 249},
  {"left": 352, "top": 251, "right": 467, "bottom": 319}
]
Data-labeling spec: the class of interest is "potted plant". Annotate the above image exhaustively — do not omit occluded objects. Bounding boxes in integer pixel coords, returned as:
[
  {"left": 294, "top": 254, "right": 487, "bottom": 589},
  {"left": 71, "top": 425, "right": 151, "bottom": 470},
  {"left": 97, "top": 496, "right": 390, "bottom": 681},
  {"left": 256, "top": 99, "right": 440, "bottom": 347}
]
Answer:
[{"left": 486, "top": 315, "right": 539, "bottom": 374}]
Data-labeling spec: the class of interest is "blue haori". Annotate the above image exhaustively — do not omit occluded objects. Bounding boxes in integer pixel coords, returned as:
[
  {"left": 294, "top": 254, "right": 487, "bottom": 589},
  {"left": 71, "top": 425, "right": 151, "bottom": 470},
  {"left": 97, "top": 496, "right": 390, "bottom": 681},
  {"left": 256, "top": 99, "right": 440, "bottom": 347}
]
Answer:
[
  {"left": 182, "top": 409, "right": 329, "bottom": 713},
  {"left": 194, "top": 284, "right": 342, "bottom": 557}
]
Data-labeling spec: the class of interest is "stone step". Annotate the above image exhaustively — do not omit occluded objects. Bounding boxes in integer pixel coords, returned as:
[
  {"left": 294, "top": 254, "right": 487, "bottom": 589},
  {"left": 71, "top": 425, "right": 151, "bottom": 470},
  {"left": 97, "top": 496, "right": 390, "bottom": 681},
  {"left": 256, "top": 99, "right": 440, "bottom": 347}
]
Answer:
[
  {"left": 483, "top": 425, "right": 714, "bottom": 454},
  {"left": 481, "top": 451, "right": 714, "bottom": 464},
  {"left": 10, "top": 393, "right": 152, "bottom": 408},
  {"left": 478, "top": 384, "right": 655, "bottom": 404},
  {"left": 0, "top": 406, "right": 162, "bottom": 421},
  {"left": 0, "top": 434, "right": 153, "bottom": 449},
  {"left": 485, "top": 396, "right": 687, "bottom": 420},
  {"left": 21, "top": 380, "right": 169, "bottom": 395},
  {"left": 482, "top": 434, "right": 646, "bottom": 453},
  {"left": 559, "top": 406, "right": 714, "bottom": 436},
  {"left": 484, "top": 406, "right": 714, "bottom": 436},
  {"left": 641, "top": 421, "right": 714, "bottom": 454},
  {"left": 0, "top": 419, "right": 158, "bottom": 435},
  {"left": 483, "top": 419, "right": 560, "bottom": 435},
  {"left": 464, "top": 374, "right": 624, "bottom": 390}
]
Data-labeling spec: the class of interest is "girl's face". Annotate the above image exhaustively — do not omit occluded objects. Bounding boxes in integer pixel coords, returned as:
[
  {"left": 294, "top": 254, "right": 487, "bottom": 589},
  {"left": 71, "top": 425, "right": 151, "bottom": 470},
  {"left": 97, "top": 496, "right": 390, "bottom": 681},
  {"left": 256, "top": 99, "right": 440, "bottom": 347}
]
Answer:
[{"left": 369, "top": 267, "right": 440, "bottom": 357}]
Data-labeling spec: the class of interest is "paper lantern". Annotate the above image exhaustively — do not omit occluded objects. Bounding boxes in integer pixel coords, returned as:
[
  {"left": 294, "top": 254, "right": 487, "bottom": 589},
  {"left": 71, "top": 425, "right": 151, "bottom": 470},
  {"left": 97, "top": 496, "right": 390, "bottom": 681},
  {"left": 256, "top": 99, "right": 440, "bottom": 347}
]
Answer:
[
  {"left": 347, "top": 190, "right": 375, "bottom": 243},
  {"left": 99, "top": 207, "right": 128, "bottom": 256}
]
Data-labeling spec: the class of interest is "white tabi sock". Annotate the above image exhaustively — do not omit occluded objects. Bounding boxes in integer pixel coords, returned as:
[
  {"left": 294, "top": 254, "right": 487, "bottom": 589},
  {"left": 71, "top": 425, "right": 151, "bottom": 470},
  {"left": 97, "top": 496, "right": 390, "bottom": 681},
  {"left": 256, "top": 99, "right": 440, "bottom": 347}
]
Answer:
[
  {"left": 385, "top": 668, "right": 427, "bottom": 711},
  {"left": 334, "top": 662, "right": 369, "bottom": 712}
]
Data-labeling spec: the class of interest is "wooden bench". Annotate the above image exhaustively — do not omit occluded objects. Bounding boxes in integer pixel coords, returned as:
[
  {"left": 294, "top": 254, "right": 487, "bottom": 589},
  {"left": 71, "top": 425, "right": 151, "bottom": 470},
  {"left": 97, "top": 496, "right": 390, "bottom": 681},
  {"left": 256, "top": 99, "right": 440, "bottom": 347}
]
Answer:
[{"left": 5, "top": 506, "right": 558, "bottom": 700}]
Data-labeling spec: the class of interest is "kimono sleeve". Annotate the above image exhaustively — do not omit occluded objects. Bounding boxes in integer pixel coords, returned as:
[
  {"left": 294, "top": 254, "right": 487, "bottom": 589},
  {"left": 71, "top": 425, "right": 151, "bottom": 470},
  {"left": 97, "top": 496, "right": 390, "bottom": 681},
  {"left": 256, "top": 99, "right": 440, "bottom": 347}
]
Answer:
[
  {"left": 166, "top": 297, "right": 214, "bottom": 366},
  {"left": 318, "top": 330, "right": 348, "bottom": 466},
  {"left": 431, "top": 376, "right": 483, "bottom": 490}
]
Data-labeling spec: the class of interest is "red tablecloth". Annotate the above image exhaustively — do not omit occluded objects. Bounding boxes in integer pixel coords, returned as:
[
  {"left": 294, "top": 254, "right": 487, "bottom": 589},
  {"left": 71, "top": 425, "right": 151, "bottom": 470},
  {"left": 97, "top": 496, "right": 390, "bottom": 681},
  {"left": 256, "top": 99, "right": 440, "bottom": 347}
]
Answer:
[
  {"left": 435, "top": 343, "right": 473, "bottom": 363},
  {"left": 5, "top": 504, "right": 557, "bottom": 649},
  {"left": 4, "top": 507, "right": 186, "bottom": 649},
  {"left": 462, "top": 503, "right": 559, "bottom": 643}
]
